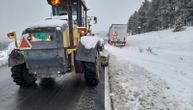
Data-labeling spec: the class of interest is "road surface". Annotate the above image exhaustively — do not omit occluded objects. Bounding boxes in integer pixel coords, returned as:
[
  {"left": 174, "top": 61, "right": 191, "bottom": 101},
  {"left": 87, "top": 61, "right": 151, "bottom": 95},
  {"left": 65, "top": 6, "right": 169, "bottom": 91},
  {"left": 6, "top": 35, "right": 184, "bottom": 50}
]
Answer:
[{"left": 0, "top": 65, "right": 104, "bottom": 110}]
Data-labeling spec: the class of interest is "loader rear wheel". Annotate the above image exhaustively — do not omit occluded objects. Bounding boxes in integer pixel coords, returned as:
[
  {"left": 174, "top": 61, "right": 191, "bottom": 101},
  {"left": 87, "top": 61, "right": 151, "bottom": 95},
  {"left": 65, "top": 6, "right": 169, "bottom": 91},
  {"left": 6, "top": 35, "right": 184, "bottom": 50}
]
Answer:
[
  {"left": 11, "top": 64, "right": 37, "bottom": 87},
  {"left": 84, "top": 52, "right": 101, "bottom": 87},
  {"left": 84, "top": 62, "right": 99, "bottom": 87}
]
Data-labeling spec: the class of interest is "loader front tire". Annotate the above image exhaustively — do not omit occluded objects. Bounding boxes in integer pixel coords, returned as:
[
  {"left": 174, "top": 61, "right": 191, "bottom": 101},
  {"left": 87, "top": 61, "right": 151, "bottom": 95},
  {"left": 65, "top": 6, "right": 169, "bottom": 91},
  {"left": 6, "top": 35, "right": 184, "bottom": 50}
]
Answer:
[
  {"left": 11, "top": 63, "right": 37, "bottom": 87},
  {"left": 83, "top": 51, "right": 101, "bottom": 87}
]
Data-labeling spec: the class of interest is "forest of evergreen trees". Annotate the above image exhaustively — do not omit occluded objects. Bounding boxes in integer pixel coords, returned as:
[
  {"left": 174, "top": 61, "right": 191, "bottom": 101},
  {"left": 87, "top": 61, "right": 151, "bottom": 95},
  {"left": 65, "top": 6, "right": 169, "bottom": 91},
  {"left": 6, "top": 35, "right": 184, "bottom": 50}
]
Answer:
[{"left": 127, "top": 0, "right": 193, "bottom": 35}]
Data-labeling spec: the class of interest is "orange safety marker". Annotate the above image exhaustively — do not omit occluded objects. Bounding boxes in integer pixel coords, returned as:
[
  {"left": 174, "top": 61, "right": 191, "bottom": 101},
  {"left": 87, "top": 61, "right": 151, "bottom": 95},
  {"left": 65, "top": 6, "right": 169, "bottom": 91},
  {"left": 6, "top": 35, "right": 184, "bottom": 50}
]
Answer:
[
  {"left": 19, "top": 37, "right": 32, "bottom": 49},
  {"left": 7, "top": 32, "right": 15, "bottom": 39},
  {"left": 7, "top": 32, "right": 19, "bottom": 48}
]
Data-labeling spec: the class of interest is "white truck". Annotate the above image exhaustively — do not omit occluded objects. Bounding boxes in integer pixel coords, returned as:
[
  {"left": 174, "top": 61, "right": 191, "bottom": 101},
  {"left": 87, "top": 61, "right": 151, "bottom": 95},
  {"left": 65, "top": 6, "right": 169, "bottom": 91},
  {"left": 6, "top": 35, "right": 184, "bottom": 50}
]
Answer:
[{"left": 108, "top": 24, "right": 127, "bottom": 47}]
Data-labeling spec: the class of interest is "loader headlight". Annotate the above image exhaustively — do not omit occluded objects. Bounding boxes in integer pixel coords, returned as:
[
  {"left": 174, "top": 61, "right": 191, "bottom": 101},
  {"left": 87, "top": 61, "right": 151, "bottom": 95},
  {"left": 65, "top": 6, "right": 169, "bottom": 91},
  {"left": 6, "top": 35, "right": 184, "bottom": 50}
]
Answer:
[
  {"left": 27, "top": 35, "right": 34, "bottom": 41},
  {"left": 78, "top": 27, "right": 87, "bottom": 35},
  {"left": 48, "top": 0, "right": 62, "bottom": 7},
  {"left": 46, "top": 35, "right": 53, "bottom": 41}
]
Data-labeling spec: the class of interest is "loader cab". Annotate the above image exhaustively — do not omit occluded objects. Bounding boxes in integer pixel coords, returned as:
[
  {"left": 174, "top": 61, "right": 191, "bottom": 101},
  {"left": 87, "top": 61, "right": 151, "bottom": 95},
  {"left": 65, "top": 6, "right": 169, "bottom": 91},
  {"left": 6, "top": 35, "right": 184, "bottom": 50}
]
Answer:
[{"left": 48, "top": 0, "right": 88, "bottom": 27}]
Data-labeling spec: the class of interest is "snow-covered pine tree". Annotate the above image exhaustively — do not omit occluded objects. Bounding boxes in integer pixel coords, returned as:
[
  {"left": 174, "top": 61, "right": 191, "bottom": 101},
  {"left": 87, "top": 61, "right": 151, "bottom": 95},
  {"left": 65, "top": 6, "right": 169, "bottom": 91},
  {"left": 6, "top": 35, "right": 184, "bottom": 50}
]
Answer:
[
  {"left": 127, "top": 0, "right": 192, "bottom": 34},
  {"left": 128, "top": 11, "right": 139, "bottom": 35},
  {"left": 137, "top": 0, "right": 151, "bottom": 33},
  {"left": 173, "top": 17, "right": 185, "bottom": 32},
  {"left": 186, "top": 0, "right": 193, "bottom": 26}
]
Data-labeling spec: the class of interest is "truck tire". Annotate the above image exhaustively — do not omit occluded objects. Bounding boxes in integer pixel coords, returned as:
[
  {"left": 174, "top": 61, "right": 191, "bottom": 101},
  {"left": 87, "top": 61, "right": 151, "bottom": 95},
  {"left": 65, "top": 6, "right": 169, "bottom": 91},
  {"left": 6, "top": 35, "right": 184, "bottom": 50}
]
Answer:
[
  {"left": 11, "top": 63, "right": 37, "bottom": 87},
  {"left": 83, "top": 52, "right": 101, "bottom": 87}
]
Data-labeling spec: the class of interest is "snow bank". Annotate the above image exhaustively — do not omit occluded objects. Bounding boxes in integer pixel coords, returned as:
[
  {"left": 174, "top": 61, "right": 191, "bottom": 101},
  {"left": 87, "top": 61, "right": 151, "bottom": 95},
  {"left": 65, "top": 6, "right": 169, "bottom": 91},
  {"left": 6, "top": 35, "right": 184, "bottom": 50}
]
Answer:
[
  {"left": 80, "top": 36, "right": 100, "bottom": 49},
  {"left": 109, "top": 55, "right": 182, "bottom": 110},
  {"left": 0, "top": 42, "right": 15, "bottom": 67},
  {"left": 106, "top": 27, "right": 193, "bottom": 110},
  {"left": 7, "top": 42, "right": 15, "bottom": 56},
  {"left": 0, "top": 50, "right": 8, "bottom": 66}
]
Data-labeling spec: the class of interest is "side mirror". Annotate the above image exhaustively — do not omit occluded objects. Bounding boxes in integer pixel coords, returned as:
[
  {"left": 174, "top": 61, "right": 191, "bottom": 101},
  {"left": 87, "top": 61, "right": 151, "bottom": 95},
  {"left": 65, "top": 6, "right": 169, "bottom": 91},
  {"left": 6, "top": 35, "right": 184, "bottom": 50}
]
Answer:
[{"left": 94, "top": 17, "right": 97, "bottom": 24}]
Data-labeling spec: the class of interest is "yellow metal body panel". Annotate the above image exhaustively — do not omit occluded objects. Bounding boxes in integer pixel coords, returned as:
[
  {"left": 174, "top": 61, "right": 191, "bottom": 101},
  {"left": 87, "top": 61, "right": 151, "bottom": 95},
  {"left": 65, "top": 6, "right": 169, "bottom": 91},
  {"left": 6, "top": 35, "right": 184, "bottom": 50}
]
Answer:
[
  {"left": 73, "top": 26, "right": 80, "bottom": 47},
  {"left": 63, "top": 26, "right": 80, "bottom": 49},
  {"left": 63, "top": 26, "right": 80, "bottom": 55},
  {"left": 63, "top": 28, "right": 70, "bottom": 48},
  {"left": 67, "top": 49, "right": 76, "bottom": 55}
]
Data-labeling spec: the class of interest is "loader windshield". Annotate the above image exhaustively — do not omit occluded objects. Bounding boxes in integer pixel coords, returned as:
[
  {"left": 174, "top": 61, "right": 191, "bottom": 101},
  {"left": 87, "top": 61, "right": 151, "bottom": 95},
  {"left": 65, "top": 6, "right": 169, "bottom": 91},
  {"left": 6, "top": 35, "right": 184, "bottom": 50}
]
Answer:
[
  {"left": 52, "top": 3, "right": 78, "bottom": 22},
  {"left": 50, "top": 0, "right": 88, "bottom": 27}
]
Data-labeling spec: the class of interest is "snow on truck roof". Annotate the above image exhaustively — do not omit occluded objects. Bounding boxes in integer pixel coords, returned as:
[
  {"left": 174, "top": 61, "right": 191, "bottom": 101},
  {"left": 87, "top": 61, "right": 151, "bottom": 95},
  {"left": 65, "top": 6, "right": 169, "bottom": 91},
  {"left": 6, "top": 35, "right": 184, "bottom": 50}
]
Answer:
[
  {"left": 28, "top": 16, "right": 68, "bottom": 29},
  {"left": 109, "top": 24, "right": 127, "bottom": 31}
]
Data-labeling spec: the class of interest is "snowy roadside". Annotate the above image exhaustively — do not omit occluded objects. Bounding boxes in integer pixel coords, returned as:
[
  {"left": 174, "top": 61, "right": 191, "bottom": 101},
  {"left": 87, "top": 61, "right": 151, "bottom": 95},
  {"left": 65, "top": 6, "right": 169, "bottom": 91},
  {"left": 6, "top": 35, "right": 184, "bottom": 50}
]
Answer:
[
  {"left": 0, "top": 50, "right": 8, "bottom": 66},
  {"left": 105, "top": 67, "right": 112, "bottom": 110},
  {"left": 106, "top": 27, "right": 193, "bottom": 110},
  {"left": 0, "top": 42, "right": 15, "bottom": 67},
  {"left": 108, "top": 55, "right": 183, "bottom": 110}
]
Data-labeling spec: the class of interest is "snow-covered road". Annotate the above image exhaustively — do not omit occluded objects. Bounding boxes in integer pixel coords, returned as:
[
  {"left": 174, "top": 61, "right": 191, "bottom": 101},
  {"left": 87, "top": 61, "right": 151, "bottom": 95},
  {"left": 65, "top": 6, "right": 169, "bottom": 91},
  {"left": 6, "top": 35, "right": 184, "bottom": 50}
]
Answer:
[
  {"left": 106, "top": 27, "right": 193, "bottom": 110},
  {"left": 0, "top": 65, "right": 105, "bottom": 110}
]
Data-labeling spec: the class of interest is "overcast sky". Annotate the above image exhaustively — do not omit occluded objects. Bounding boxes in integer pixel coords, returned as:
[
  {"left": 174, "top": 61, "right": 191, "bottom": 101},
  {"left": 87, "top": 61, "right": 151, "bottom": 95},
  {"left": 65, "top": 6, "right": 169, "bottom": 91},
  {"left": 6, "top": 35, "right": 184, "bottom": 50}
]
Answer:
[
  {"left": 0, "top": 0, "right": 143, "bottom": 40},
  {"left": 86, "top": 0, "right": 143, "bottom": 32}
]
